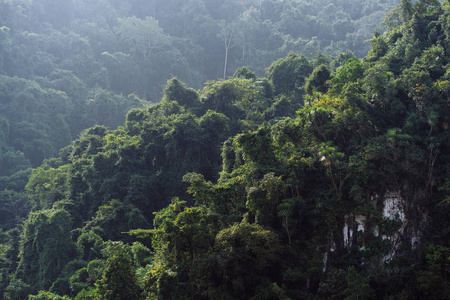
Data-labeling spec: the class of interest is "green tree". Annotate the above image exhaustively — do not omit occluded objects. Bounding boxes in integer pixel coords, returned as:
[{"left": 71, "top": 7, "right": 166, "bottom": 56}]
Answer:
[
  {"left": 266, "top": 52, "right": 313, "bottom": 96},
  {"left": 162, "top": 77, "right": 200, "bottom": 110},
  {"left": 25, "top": 166, "right": 69, "bottom": 210},
  {"left": 4, "top": 278, "right": 31, "bottom": 300},
  {"left": 318, "top": 268, "right": 348, "bottom": 299},
  {"left": 305, "top": 64, "right": 331, "bottom": 95},
  {"left": 343, "top": 266, "right": 375, "bottom": 300},
  {"left": 96, "top": 242, "right": 142, "bottom": 300},
  {"left": 0, "top": 190, "right": 30, "bottom": 228},
  {"left": 330, "top": 57, "right": 364, "bottom": 95},
  {"left": 206, "top": 222, "right": 284, "bottom": 299},
  {"left": 15, "top": 209, "right": 77, "bottom": 293},
  {"left": 234, "top": 66, "right": 256, "bottom": 80},
  {"left": 28, "top": 291, "right": 71, "bottom": 300}
]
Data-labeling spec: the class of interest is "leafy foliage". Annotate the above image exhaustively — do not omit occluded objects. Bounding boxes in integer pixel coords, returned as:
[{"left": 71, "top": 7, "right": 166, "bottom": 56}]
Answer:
[
  {"left": 5, "top": 1, "right": 450, "bottom": 299},
  {"left": 14, "top": 209, "right": 77, "bottom": 292}
]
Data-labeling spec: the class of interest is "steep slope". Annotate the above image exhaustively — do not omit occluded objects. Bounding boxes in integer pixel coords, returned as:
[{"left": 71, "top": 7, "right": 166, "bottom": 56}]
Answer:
[{"left": 2, "top": 1, "right": 450, "bottom": 299}]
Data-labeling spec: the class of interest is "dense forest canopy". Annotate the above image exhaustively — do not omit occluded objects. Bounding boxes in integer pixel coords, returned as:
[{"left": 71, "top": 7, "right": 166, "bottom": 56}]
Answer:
[
  {"left": 0, "top": 0, "right": 397, "bottom": 231},
  {"left": 2, "top": 0, "right": 450, "bottom": 299}
]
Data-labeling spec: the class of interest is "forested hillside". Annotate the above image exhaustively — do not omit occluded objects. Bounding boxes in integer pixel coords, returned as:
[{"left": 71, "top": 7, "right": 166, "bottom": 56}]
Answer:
[
  {"left": 2, "top": 0, "right": 450, "bottom": 299},
  {"left": 0, "top": 0, "right": 396, "bottom": 209}
]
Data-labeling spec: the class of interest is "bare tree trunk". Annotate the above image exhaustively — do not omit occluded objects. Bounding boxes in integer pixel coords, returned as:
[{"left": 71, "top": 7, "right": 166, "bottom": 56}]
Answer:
[
  {"left": 242, "top": 36, "right": 246, "bottom": 61},
  {"left": 223, "top": 34, "right": 234, "bottom": 79},
  {"left": 224, "top": 45, "right": 229, "bottom": 79},
  {"left": 284, "top": 216, "right": 291, "bottom": 244}
]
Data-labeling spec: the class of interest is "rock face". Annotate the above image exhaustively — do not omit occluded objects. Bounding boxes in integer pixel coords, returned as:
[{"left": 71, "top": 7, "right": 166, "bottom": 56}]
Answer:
[
  {"left": 343, "top": 215, "right": 367, "bottom": 248},
  {"left": 342, "top": 193, "right": 407, "bottom": 248},
  {"left": 325, "top": 191, "right": 423, "bottom": 271},
  {"left": 382, "top": 192, "right": 405, "bottom": 221},
  {"left": 380, "top": 192, "right": 407, "bottom": 262}
]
